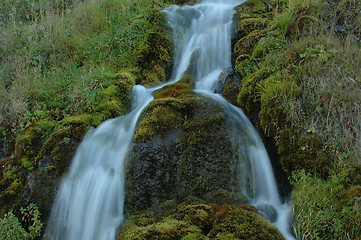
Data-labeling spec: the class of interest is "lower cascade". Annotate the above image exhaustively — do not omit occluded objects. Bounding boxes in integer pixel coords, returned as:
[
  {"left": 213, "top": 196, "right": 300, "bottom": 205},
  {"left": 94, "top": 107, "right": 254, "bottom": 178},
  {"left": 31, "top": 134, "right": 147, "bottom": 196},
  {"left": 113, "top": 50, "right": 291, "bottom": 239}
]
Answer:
[{"left": 45, "top": 0, "right": 295, "bottom": 239}]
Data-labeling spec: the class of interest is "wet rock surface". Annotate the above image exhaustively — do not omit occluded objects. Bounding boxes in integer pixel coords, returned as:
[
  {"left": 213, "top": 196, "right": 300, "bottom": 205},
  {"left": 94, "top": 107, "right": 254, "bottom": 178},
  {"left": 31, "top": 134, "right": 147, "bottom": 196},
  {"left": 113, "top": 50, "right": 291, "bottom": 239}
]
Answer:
[{"left": 125, "top": 91, "right": 239, "bottom": 212}]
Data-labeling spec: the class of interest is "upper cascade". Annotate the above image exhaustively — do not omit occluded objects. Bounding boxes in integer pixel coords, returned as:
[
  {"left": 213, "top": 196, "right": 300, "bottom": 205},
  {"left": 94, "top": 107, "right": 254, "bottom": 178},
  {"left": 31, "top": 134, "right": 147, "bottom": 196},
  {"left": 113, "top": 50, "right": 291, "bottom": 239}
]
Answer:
[{"left": 44, "top": 0, "right": 295, "bottom": 239}]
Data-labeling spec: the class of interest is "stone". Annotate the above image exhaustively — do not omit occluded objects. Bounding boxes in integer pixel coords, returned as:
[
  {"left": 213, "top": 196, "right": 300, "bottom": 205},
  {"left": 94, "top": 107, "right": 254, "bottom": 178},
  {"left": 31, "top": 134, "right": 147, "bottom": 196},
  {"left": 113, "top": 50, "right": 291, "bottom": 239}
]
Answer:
[{"left": 215, "top": 66, "right": 235, "bottom": 93}]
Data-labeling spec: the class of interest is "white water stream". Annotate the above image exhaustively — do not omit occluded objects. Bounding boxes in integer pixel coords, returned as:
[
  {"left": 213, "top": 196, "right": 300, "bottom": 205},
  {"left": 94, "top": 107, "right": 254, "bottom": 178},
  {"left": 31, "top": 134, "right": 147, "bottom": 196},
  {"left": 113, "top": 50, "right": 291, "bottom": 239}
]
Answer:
[{"left": 45, "top": 0, "right": 294, "bottom": 239}]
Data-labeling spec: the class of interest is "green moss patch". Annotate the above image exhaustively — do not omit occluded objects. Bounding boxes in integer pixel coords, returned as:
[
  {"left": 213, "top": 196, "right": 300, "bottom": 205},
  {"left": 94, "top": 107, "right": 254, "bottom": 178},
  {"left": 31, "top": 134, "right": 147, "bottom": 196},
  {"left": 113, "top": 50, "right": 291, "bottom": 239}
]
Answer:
[
  {"left": 278, "top": 128, "right": 331, "bottom": 178},
  {"left": 118, "top": 200, "right": 285, "bottom": 240},
  {"left": 133, "top": 75, "right": 197, "bottom": 143},
  {"left": 136, "top": 10, "right": 174, "bottom": 86}
]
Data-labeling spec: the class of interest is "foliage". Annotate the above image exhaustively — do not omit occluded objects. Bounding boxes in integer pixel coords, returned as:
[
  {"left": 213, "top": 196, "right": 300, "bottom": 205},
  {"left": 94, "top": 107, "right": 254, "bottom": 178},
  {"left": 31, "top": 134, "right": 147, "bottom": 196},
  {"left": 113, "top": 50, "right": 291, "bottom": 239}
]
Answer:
[
  {"left": 0, "top": 203, "right": 43, "bottom": 240},
  {"left": 0, "top": 0, "right": 176, "bottom": 225},
  {"left": 233, "top": 1, "right": 361, "bottom": 238},
  {"left": 0, "top": 0, "right": 176, "bottom": 158},
  {"left": 291, "top": 170, "right": 361, "bottom": 240}
]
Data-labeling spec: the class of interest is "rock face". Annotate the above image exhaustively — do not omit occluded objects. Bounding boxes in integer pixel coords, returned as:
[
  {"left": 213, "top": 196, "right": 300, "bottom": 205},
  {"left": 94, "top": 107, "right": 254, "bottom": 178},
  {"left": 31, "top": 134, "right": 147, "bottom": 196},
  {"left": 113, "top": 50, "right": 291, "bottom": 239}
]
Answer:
[
  {"left": 215, "top": 66, "right": 235, "bottom": 93},
  {"left": 124, "top": 76, "right": 241, "bottom": 212}
]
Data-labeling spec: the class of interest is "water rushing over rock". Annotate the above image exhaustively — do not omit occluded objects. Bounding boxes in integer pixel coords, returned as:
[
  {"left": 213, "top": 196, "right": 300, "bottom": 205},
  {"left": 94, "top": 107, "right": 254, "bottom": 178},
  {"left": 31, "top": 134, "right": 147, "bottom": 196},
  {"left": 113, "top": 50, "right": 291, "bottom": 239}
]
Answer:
[
  {"left": 44, "top": 86, "right": 154, "bottom": 240},
  {"left": 45, "top": 0, "right": 294, "bottom": 239}
]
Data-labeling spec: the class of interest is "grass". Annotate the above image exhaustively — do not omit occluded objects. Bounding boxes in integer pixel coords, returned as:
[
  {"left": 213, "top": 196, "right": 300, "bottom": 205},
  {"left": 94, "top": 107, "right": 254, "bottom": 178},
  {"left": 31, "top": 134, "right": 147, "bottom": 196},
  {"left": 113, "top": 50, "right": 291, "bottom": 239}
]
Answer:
[
  {"left": 0, "top": 0, "right": 177, "bottom": 232},
  {"left": 0, "top": 0, "right": 177, "bottom": 155},
  {"left": 233, "top": 0, "right": 361, "bottom": 238}
]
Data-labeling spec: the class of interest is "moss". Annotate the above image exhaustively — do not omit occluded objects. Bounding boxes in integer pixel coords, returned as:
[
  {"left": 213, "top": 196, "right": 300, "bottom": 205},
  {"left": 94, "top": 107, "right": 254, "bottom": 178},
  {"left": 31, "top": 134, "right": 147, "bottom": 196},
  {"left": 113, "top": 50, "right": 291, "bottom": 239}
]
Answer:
[
  {"left": 136, "top": 10, "right": 173, "bottom": 86},
  {"left": 133, "top": 104, "right": 184, "bottom": 142},
  {"left": 118, "top": 201, "right": 285, "bottom": 240},
  {"left": 234, "top": 29, "right": 266, "bottom": 56},
  {"left": 221, "top": 81, "right": 241, "bottom": 106},
  {"left": 0, "top": 167, "right": 27, "bottom": 215},
  {"left": 208, "top": 205, "right": 285, "bottom": 240},
  {"left": 133, "top": 76, "right": 196, "bottom": 143},
  {"left": 118, "top": 218, "right": 202, "bottom": 240},
  {"left": 127, "top": 91, "right": 237, "bottom": 211},
  {"left": 278, "top": 128, "right": 331, "bottom": 178},
  {"left": 234, "top": 55, "right": 256, "bottom": 78},
  {"left": 14, "top": 120, "right": 55, "bottom": 171},
  {"left": 235, "top": 17, "right": 270, "bottom": 38},
  {"left": 172, "top": 204, "right": 213, "bottom": 231},
  {"left": 96, "top": 71, "right": 135, "bottom": 122},
  {"left": 237, "top": 0, "right": 270, "bottom": 14},
  {"left": 237, "top": 67, "right": 271, "bottom": 113}
]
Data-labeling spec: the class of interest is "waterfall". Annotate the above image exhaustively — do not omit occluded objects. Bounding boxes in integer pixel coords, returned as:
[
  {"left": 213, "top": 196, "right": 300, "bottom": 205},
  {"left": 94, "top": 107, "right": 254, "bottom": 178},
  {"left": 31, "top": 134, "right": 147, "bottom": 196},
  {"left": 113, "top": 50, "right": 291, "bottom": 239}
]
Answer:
[{"left": 45, "top": 0, "right": 294, "bottom": 239}]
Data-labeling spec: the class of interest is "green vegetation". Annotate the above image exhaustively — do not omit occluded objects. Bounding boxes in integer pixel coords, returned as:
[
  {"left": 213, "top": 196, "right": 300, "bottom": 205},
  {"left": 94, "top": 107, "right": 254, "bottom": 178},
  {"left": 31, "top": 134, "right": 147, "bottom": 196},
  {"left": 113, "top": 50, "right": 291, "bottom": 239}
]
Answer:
[
  {"left": 0, "top": 0, "right": 175, "bottom": 157},
  {"left": 0, "top": 203, "right": 43, "bottom": 240},
  {"left": 232, "top": 0, "right": 361, "bottom": 238},
  {"left": 292, "top": 170, "right": 361, "bottom": 239},
  {"left": 0, "top": 0, "right": 177, "bottom": 231}
]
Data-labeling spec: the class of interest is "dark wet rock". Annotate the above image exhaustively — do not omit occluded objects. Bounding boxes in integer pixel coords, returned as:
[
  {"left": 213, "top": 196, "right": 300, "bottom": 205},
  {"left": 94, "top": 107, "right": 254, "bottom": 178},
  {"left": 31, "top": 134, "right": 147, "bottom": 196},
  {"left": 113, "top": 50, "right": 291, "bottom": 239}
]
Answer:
[
  {"left": 257, "top": 203, "right": 278, "bottom": 223},
  {"left": 215, "top": 66, "right": 235, "bottom": 93},
  {"left": 125, "top": 78, "right": 241, "bottom": 212},
  {"left": 23, "top": 137, "right": 81, "bottom": 222}
]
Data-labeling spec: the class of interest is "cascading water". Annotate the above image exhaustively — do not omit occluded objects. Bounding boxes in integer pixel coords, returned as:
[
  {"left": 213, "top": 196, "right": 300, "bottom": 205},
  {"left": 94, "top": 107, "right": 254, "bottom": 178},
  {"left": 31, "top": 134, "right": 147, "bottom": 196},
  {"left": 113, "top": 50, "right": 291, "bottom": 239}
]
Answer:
[
  {"left": 45, "top": 0, "right": 294, "bottom": 239},
  {"left": 166, "top": 1, "right": 295, "bottom": 239}
]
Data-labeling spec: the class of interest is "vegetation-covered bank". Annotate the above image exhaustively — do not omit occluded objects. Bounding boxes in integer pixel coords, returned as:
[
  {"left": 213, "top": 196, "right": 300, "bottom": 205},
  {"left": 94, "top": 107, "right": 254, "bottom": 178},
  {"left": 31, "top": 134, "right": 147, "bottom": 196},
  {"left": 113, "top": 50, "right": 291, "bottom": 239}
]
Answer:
[
  {"left": 230, "top": 0, "right": 361, "bottom": 238},
  {"left": 0, "top": 0, "right": 181, "bottom": 237}
]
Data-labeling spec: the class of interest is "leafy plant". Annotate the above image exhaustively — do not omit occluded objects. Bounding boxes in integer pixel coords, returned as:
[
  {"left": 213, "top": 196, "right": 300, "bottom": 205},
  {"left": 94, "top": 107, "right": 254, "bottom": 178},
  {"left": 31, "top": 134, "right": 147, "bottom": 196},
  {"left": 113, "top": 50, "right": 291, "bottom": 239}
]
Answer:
[{"left": 0, "top": 203, "right": 43, "bottom": 240}]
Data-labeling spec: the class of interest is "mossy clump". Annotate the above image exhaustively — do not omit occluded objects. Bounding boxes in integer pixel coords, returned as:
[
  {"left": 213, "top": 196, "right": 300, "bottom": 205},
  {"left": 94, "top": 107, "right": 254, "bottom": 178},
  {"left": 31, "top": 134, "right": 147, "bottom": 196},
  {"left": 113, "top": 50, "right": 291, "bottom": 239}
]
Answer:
[
  {"left": 0, "top": 157, "right": 27, "bottom": 216},
  {"left": 237, "top": 67, "right": 271, "bottom": 113},
  {"left": 118, "top": 200, "right": 285, "bottom": 240},
  {"left": 15, "top": 121, "right": 55, "bottom": 171},
  {"left": 118, "top": 218, "right": 202, "bottom": 240},
  {"left": 221, "top": 81, "right": 241, "bottom": 107},
  {"left": 208, "top": 204, "right": 285, "bottom": 240},
  {"left": 136, "top": 10, "right": 173, "bottom": 86},
  {"left": 234, "top": 29, "right": 266, "bottom": 57},
  {"left": 237, "top": 0, "right": 271, "bottom": 14},
  {"left": 278, "top": 128, "right": 331, "bottom": 178},
  {"left": 96, "top": 71, "right": 136, "bottom": 122},
  {"left": 133, "top": 75, "right": 196, "bottom": 143}
]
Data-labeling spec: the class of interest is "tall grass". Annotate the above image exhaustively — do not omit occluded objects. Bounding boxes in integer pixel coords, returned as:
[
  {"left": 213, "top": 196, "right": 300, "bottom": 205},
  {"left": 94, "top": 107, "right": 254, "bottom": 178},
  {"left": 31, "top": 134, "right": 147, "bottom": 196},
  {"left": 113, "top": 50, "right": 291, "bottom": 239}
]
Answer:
[{"left": 0, "top": 0, "right": 176, "bottom": 151}]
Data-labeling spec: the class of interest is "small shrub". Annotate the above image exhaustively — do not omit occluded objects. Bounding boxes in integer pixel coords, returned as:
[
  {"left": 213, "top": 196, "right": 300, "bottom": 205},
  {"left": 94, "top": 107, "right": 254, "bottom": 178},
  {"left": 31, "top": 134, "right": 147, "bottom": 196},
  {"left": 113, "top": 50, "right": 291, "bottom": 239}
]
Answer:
[{"left": 0, "top": 203, "right": 43, "bottom": 240}]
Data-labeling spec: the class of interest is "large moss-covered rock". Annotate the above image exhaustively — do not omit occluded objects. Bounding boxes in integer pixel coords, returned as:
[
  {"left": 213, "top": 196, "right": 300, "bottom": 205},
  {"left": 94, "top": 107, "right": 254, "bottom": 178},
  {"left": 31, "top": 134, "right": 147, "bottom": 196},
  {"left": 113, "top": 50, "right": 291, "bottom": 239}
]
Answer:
[
  {"left": 118, "top": 199, "right": 285, "bottom": 240},
  {"left": 125, "top": 76, "right": 240, "bottom": 212}
]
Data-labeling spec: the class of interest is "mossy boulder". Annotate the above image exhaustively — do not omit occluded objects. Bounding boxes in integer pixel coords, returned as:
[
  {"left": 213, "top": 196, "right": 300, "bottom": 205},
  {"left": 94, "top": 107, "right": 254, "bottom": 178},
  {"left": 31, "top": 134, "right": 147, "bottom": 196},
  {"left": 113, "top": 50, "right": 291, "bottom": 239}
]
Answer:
[
  {"left": 125, "top": 76, "right": 240, "bottom": 211},
  {"left": 118, "top": 200, "right": 285, "bottom": 240}
]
